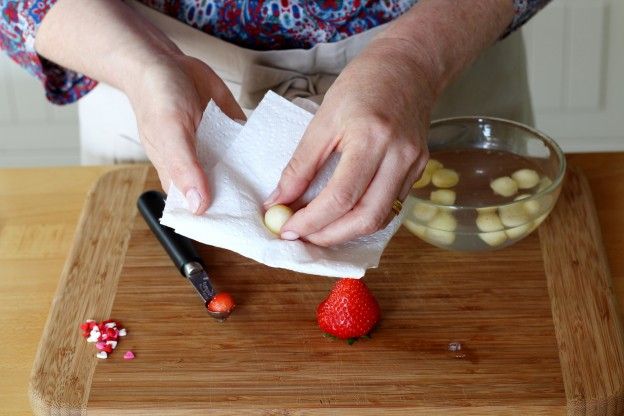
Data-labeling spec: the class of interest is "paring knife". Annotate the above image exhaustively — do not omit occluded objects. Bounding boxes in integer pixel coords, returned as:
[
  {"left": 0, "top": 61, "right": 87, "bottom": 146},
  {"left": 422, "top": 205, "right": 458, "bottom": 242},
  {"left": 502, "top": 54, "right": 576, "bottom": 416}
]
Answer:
[{"left": 137, "top": 191, "right": 231, "bottom": 320}]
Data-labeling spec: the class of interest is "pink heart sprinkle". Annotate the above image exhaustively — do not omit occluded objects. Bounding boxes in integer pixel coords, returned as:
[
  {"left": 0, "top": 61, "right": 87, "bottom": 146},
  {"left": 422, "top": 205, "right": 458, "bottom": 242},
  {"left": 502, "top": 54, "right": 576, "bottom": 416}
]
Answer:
[
  {"left": 123, "top": 351, "right": 135, "bottom": 360},
  {"left": 95, "top": 341, "right": 107, "bottom": 351}
]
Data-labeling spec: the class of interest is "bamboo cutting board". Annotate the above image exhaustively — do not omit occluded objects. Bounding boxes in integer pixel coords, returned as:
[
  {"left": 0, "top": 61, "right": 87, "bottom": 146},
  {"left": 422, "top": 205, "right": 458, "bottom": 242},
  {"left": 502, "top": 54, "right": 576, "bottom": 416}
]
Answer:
[{"left": 29, "top": 166, "right": 624, "bottom": 415}]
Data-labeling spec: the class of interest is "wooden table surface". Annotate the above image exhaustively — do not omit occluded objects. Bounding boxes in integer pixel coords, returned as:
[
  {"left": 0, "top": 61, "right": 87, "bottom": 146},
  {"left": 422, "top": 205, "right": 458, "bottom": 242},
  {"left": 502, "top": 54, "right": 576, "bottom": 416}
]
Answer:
[{"left": 1, "top": 154, "right": 623, "bottom": 415}]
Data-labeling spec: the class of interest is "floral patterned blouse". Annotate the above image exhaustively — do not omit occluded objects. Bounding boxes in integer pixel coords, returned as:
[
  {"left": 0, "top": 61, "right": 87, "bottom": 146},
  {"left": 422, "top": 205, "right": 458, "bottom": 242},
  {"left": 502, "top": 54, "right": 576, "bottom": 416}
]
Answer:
[{"left": 0, "top": 0, "right": 550, "bottom": 105}]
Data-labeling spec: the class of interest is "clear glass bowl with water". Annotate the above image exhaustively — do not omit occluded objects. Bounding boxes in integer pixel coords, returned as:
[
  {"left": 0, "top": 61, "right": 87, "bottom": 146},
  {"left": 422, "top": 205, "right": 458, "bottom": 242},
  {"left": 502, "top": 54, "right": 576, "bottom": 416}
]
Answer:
[{"left": 403, "top": 117, "right": 566, "bottom": 251}]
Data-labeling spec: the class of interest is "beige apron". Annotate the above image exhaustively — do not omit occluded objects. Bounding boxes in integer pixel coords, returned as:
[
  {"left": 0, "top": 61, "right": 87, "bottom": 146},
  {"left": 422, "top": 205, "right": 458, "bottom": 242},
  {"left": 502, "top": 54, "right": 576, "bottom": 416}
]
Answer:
[{"left": 79, "top": 0, "right": 533, "bottom": 164}]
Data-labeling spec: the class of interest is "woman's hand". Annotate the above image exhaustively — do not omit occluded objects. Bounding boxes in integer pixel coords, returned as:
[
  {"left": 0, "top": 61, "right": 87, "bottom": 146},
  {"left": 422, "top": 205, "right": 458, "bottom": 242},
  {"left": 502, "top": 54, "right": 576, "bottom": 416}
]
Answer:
[
  {"left": 264, "top": 40, "right": 434, "bottom": 246},
  {"left": 35, "top": 0, "right": 245, "bottom": 215},
  {"left": 126, "top": 54, "right": 245, "bottom": 214},
  {"left": 265, "top": 0, "right": 514, "bottom": 246}
]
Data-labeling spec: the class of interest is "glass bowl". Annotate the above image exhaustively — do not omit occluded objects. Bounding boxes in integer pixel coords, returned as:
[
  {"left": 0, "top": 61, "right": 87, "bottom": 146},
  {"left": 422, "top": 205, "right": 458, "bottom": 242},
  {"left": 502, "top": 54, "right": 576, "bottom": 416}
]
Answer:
[{"left": 403, "top": 117, "right": 566, "bottom": 251}]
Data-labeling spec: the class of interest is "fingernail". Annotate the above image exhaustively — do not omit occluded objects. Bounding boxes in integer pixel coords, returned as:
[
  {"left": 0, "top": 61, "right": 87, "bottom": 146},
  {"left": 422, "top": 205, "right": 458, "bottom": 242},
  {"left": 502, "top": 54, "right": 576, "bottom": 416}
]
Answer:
[
  {"left": 281, "top": 231, "right": 299, "bottom": 241},
  {"left": 264, "top": 188, "right": 280, "bottom": 207},
  {"left": 185, "top": 188, "right": 202, "bottom": 214}
]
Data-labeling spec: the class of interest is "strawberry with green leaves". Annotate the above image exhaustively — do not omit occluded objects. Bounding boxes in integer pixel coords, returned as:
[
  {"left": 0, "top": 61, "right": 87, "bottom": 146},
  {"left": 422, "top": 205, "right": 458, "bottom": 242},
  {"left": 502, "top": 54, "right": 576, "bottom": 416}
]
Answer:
[{"left": 316, "top": 278, "right": 381, "bottom": 343}]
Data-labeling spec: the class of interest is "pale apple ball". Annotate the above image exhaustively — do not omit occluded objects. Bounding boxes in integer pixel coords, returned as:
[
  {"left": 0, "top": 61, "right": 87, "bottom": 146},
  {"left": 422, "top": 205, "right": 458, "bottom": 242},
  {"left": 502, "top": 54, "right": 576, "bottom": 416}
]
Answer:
[{"left": 264, "top": 204, "right": 293, "bottom": 235}]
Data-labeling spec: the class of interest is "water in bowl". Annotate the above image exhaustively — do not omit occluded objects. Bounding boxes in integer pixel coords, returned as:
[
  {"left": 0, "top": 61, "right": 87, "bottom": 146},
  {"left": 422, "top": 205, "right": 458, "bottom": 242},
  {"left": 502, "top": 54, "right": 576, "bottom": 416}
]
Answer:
[{"left": 404, "top": 148, "right": 555, "bottom": 251}]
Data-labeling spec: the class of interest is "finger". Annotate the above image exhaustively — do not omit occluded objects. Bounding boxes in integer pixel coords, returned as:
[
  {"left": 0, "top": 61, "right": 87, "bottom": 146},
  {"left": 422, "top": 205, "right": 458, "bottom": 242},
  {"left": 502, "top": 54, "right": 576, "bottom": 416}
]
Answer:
[
  {"left": 280, "top": 136, "right": 385, "bottom": 240},
  {"left": 263, "top": 114, "right": 338, "bottom": 209},
  {"left": 142, "top": 120, "right": 211, "bottom": 215},
  {"left": 304, "top": 149, "right": 413, "bottom": 247}
]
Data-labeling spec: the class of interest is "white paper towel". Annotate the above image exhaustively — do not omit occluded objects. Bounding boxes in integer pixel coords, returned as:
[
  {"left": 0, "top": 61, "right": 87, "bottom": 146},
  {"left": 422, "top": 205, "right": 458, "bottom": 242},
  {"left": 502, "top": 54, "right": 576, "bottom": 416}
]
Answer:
[{"left": 161, "top": 91, "right": 405, "bottom": 278}]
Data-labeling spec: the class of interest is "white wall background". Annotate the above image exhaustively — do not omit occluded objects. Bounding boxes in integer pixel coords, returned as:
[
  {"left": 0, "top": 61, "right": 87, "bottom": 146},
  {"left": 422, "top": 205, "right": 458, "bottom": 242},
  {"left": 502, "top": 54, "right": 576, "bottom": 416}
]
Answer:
[
  {"left": 0, "top": 0, "right": 622, "bottom": 167},
  {"left": 523, "top": 0, "right": 624, "bottom": 152},
  {"left": 0, "top": 55, "right": 80, "bottom": 167}
]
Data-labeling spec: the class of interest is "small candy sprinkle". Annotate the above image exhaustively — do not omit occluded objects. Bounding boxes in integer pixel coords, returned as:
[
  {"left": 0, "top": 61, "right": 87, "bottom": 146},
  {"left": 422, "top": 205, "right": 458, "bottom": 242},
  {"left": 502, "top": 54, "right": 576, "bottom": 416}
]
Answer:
[
  {"left": 96, "top": 351, "right": 108, "bottom": 359},
  {"left": 107, "top": 340, "right": 118, "bottom": 349},
  {"left": 95, "top": 341, "right": 107, "bottom": 351},
  {"left": 104, "top": 327, "right": 119, "bottom": 340},
  {"left": 123, "top": 351, "right": 135, "bottom": 360},
  {"left": 118, "top": 328, "right": 127, "bottom": 337},
  {"left": 104, "top": 322, "right": 117, "bottom": 329},
  {"left": 80, "top": 320, "right": 98, "bottom": 337}
]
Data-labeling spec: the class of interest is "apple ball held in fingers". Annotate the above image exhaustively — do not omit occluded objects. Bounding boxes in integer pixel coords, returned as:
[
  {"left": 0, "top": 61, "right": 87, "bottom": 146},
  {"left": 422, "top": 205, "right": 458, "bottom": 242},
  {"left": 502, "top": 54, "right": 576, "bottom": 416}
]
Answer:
[{"left": 15, "top": 0, "right": 547, "bottom": 246}]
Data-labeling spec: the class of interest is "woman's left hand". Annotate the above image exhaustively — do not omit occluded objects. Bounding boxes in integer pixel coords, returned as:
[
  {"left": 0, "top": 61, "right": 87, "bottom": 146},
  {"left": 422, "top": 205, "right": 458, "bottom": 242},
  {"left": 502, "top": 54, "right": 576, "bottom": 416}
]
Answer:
[{"left": 264, "top": 39, "right": 438, "bottom": 246}]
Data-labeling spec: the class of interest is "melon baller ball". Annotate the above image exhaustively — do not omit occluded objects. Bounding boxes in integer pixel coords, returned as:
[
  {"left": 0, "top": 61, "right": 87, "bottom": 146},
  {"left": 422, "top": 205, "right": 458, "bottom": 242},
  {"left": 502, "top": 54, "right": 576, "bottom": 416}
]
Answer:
[
  {"left": 479, "top": 231, "right": 507, "bottom": 247},
  {"left": 426, "top": 228, "right": 456, "bottom": 245},
  {"left": 430, "top": 189, "right": 456, "bottom": 205},
  {"left": 424, "top": 159, "right": 444, "bottom": 175},
  {"left": 431, "top": 168, "right": 459, "bottom": 188},
  {"left": 412, "top": 202, "right": 438, "bottom": 222},
  {"left": 428, "top": 211, "right": 457, "bottom": 232},
  {"left": 264, "top": 204, "right": 294, "bottom": 235},
  {"left": 498, "top": 203, "right": 530, "bottom": 228},
  {"left": 515, "top": 194, "right": 540, "bottom": 216},
  {"left": 505, "top": 223, "right": 532, "bottom": 239},
  {"left": 413, "top": 158, "right": 444, "bottom": 189},
  {"left": 404, "top": 219, "right": 427, "bottom": 238},
  {"left": 476, "top": 212, "right": 504, "bottom": 232},
  {"left": 490, "top": 176, "right": 518, "bottom": 197},
  {"left": 511, "top": 169, "right": 540, "bottom": 189},
  {"left": 412, "top": 170, "right": 432, "bottom": 189},
  {"left": 538, "top": 177, "right": 553, "bottom": 192},
  {"left": 425, "top": 211, "right": 457, "bottom": 246}
]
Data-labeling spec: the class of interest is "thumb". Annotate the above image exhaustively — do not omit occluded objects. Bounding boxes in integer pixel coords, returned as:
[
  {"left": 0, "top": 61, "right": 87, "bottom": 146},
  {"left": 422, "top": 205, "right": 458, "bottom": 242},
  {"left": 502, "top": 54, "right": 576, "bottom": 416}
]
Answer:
[
  {"left": 146, "top": 118, "right": 211, "bottom": 215},
  {"left": 167, "top": 156, "right": 211, "bottom": 215}
]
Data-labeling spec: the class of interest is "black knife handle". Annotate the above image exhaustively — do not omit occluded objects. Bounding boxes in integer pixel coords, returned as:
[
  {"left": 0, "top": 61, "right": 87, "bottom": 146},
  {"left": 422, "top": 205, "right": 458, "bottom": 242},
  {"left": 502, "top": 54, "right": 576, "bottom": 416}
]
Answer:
[{"left": 137, "top": 190, "right": 203, "bottom": 276}]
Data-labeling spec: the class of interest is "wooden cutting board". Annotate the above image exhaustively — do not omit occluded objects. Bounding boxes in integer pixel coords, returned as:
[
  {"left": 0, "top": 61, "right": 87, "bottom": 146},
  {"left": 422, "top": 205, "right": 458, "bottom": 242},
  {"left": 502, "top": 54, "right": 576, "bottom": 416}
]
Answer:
[{"left": 29, "top": 166, "right": 624, "bottom": 415}]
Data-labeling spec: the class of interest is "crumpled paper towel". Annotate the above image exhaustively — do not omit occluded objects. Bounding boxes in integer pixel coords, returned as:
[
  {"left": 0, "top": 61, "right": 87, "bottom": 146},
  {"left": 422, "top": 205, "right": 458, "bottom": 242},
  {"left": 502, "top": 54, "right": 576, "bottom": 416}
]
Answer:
[{"left": 161, "top": 91, "right": 406, "bottom": 277}]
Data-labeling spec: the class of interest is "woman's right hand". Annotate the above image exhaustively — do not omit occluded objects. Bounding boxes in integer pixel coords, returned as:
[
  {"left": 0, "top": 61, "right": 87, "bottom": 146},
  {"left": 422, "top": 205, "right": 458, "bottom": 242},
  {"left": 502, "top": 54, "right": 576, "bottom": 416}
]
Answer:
[{"left": 125, "top": 54, "right": 245, "bottom": 214}]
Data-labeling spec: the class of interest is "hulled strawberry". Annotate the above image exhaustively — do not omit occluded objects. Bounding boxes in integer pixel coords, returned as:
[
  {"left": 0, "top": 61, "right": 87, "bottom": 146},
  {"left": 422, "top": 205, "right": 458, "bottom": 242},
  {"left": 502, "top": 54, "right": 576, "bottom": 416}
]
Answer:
[{"left": 316, "top": 278, "right": 380, "bottom": 342}]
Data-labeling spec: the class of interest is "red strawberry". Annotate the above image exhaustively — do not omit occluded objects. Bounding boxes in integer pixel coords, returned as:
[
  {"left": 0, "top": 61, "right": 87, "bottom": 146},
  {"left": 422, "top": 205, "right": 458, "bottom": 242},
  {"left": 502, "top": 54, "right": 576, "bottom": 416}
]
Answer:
[
  {"left": 316, "top": 278, "right": 380, "bottom": 342},
  {"left": 206, "top": 292, "right": 236, "bottom": 314}
]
